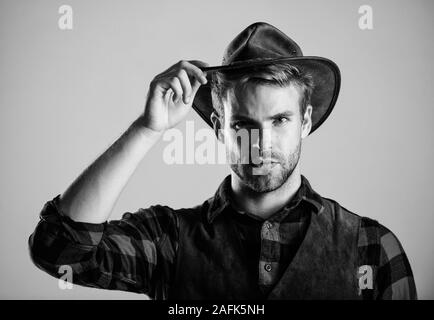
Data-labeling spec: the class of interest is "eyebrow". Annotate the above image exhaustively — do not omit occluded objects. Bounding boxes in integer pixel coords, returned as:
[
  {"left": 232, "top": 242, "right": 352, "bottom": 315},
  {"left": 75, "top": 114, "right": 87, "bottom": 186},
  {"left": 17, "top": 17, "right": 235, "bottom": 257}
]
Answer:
[{"left": 230, "top": 111, "right": 295, "bottom": 122}]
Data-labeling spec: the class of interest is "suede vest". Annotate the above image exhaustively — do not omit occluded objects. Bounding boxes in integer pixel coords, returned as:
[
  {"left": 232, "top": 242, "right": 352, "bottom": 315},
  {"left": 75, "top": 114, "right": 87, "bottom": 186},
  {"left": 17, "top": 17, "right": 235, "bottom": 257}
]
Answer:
[{"left": 168, "top": 198, "right": 362, "bottom": 300}]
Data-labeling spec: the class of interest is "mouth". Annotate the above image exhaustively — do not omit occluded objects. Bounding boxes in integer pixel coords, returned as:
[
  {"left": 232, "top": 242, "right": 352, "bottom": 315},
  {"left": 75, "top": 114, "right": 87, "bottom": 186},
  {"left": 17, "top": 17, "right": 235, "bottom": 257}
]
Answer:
[{"left": 250, "top": 160, "right": 279, "bottom": 168}]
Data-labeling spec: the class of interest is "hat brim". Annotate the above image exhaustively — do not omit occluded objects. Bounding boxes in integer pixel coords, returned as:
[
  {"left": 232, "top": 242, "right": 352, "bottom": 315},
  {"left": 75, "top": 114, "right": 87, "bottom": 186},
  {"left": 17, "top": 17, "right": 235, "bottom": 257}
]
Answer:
[{"left": 192, "top": 56, "right": 341, "bottom": 135}]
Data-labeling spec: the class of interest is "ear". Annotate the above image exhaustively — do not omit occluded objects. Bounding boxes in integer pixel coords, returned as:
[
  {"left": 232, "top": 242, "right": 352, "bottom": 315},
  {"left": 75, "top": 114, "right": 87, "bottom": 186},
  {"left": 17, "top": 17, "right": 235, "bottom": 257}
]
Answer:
[
  {"left": 211, "top": 111, "right": 224, "bottom": 143},
  {"left": 301, "top": 105, "right": 313, "bottom": 139}
]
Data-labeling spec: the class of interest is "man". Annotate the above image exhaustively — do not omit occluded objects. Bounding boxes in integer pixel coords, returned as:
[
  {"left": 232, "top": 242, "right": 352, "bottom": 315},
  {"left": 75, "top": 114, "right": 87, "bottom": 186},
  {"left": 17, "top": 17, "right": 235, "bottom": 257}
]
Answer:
[{"left": 28, "top": 22, "right": 416, "bottom": 299}]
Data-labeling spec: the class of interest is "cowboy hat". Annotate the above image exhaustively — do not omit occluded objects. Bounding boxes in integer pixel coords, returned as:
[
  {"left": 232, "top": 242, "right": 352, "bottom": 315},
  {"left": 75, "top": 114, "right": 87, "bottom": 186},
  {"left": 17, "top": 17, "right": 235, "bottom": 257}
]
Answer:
[{"left": 192, "top": 22, "right": 341, "bottom": 135}]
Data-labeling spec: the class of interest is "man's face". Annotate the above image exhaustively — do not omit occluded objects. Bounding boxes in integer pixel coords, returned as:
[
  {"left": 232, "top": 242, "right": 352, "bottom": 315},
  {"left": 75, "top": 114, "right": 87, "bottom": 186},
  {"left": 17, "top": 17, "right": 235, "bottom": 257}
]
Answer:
[{"left": 221, "top": 82, "right": 312, "bottom": 193}]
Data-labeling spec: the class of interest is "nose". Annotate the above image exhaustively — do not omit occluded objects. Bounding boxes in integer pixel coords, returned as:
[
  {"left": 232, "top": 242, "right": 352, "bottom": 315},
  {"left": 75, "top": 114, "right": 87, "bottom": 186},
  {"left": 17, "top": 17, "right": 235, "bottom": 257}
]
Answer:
[
  {"left": 251, "top": 128, "right": 272, "bottom": 152},
  {"left": 251, "top": 128, "right": 273, "bottom": 162}
]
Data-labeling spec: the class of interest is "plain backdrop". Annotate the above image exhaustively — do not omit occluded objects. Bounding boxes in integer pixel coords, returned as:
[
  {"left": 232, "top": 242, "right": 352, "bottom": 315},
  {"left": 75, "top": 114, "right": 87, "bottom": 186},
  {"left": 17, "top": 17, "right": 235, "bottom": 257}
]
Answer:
[{"left": 0, "top": 0, "right": 433, "bottom": 299}]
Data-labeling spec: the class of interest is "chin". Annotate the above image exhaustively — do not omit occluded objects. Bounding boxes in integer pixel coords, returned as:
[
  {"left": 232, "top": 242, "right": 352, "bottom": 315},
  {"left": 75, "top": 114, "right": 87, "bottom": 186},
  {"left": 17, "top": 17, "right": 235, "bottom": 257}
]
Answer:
[{"left": 232, "top": 164, "right": 291, "bottom": 193}]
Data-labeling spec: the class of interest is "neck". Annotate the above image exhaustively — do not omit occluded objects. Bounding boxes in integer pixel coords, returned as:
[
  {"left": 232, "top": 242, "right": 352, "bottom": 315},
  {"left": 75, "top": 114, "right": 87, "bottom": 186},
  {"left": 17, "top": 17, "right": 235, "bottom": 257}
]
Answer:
[{"left": 230, "top": 164, "right": 302, "bottom": 220}]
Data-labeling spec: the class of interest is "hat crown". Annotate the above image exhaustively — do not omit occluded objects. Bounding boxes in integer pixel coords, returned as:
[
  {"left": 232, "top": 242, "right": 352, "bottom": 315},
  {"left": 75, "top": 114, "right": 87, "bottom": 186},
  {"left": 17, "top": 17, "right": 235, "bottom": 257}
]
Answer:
[
  {"left": 191, "top": 22, "right": 341, "bottom": 136},
  {"left": 222, "top": 22, "right": 303, "bottom": 65}
]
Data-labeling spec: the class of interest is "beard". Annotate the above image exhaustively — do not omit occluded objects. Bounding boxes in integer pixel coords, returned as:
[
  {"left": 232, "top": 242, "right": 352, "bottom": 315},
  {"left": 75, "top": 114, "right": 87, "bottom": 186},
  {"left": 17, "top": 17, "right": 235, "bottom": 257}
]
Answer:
[{"left": 229, "top": 141, "right": 301, "bottom": 193}]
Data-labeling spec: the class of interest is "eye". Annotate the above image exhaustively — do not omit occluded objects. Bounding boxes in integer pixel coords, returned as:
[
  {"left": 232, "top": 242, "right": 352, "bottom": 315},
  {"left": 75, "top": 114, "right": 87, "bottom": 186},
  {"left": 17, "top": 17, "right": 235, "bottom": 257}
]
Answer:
[
  {"left": 232, "top": 121, "right": 248, "bottom": 130},
  {"left": 273, "top": 117, "right": 289, "bottom": 126}
]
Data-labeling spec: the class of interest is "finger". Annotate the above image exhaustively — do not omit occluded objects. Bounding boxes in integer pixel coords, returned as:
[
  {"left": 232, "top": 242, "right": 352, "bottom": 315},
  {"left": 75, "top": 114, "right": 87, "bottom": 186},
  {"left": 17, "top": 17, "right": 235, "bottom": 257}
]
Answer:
[
  {"left": 178, "top": 60, "right": 208, "bottom": 85},
  {"left": 185, "top": 79, "right": 203, "bottom": 106},
  {"left": 156, "top": 60, "right": 209, "bottom": 81},
  {"left": 191, "top": 78, "right": 202, "bottom": 96},
  {"left": 189, "top": 60, "right": 210, "bottom": 83},
  {"left": 163, "top": 88, "right": 174, "bottom": 104},
  {"left": 168, "top": 77, "right": 183, "bottom": 103},
  {"left": 188, "top": 60, "right": 210, "bottom": 69},
  {"left": 176, "top": 69, "right": 193, "bottom": 104}
]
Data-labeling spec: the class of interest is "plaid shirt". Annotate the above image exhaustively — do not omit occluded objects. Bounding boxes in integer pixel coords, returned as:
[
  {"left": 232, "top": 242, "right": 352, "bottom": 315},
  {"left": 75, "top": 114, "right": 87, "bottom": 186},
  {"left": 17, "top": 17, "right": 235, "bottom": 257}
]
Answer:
[{"left": 28, "top": 175, "right": 417, "bottom": 299}]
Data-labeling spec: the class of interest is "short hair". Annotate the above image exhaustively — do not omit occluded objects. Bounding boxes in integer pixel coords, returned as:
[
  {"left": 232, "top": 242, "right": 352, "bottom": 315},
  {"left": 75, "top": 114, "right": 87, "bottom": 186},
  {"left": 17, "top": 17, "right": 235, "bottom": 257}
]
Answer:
[{"left": 210, "top": 62, "right": 314, "bottom": 123}]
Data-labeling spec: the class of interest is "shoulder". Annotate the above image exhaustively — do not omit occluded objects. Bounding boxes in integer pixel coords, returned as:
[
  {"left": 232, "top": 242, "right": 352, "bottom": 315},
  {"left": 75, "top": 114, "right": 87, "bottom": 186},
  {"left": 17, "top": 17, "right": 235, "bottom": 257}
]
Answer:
[
  {"left": 112, "top": 196, "right": 215, "bottom": 238},
  {"left": 328, "top": 200, "right": 417, "bottom": 299},
  {"left": 355, "top": 212, "right": 408, "bottom": 263},
  {"left": 318, "top": 196, "right": 407, "bottom": 254},
  {"left": 318, "top": 196, "right": 364, "bottom": 225},
  {"left": 126, "top": 199, "right": 211, "bottom": 223},
  {"left": 319, "top": 197, "right": 416, "bottom": 299},
  {"left": 324, "top": 197, "right": 407, "bottom": 253},
  {"left": 172, "top": 198, "right": 214, "bottom": 224}
]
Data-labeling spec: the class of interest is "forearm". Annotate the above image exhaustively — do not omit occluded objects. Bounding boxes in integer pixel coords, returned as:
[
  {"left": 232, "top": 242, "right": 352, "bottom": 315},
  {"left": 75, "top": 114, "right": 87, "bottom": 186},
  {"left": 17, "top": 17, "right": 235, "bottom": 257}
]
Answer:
[{"left": 58, "top": 115, "right": 163, "bottom": 223}]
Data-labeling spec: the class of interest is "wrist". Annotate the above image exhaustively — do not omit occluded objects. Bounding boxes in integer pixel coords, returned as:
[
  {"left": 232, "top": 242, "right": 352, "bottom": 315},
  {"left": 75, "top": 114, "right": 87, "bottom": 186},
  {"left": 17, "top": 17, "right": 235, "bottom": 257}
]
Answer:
[{"left": 131, "top": 116, "right": 165, "bottom": 140}]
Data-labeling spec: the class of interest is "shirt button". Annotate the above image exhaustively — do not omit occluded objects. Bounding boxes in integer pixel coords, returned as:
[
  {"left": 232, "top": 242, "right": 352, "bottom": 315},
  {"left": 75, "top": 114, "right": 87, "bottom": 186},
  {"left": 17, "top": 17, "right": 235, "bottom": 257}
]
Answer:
[
  {"left": 264, "top": 264, "right": 272, "bottom": 272},
  {"left": 265, "top": 222, "right": 273, "bottom": 229}
]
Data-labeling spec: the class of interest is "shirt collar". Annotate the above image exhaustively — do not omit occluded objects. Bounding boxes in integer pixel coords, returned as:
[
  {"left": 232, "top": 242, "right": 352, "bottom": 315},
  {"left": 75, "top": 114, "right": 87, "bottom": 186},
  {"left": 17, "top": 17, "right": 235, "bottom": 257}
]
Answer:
[{"left": 206, "top": 174, "right": 325, "bottom": 224}]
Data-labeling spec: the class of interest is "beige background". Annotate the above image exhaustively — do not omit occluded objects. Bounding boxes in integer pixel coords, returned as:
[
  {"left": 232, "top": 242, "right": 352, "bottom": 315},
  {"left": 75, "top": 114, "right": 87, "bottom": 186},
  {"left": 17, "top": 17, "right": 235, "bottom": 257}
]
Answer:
[{"left": 0, "top": 0, "right": 433, "bottom": 299}]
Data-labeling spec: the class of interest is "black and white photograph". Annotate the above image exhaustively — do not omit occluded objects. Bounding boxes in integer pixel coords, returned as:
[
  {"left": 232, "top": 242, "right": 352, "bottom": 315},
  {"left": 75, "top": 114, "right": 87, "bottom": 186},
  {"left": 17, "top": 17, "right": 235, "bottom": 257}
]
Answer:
[{"left": 0, "top": 0, "right": 433, "bottom": 305}]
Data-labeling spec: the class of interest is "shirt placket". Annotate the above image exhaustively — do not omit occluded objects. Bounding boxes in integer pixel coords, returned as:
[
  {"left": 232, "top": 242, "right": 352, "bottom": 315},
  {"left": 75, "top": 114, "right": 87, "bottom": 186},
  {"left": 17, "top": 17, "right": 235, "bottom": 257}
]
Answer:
[{"left": 258, "top": 219, "right": 281, "bottom": 290}]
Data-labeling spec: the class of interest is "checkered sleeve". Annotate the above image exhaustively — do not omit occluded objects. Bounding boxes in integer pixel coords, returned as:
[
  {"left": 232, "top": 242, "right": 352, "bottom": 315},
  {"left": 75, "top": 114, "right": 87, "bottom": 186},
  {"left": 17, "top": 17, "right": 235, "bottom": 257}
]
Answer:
[
  {"left": 376, "top": 224, "right": 417, "bottom": 300},
  {"left": 358, "top": 217, "right": 417, "bottom": 300},
  {"left": 28, "top": 195, "right": 179, "bottom": 296}
]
